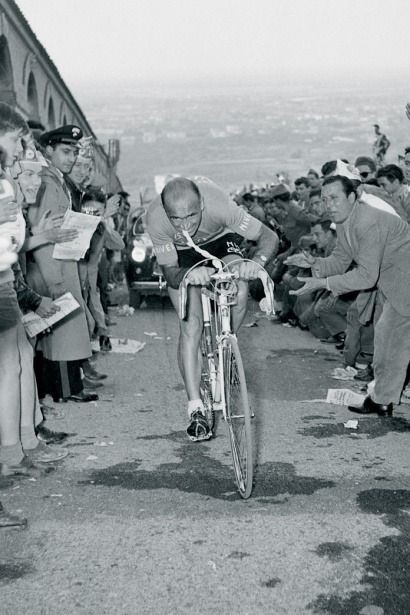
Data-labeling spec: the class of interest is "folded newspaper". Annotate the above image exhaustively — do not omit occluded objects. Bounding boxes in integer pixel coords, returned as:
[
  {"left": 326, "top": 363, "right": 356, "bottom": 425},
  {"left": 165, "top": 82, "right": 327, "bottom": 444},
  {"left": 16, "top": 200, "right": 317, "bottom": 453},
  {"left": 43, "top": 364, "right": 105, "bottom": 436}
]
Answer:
[
  {"left": 22, "top": 292, "right": 80, "bottom": 338},
  {"left": 326, "top": 388, "right": 365, "bottom": 407},
  {"left": 52, "top": 210, "right": 101, "bottom": 261}
]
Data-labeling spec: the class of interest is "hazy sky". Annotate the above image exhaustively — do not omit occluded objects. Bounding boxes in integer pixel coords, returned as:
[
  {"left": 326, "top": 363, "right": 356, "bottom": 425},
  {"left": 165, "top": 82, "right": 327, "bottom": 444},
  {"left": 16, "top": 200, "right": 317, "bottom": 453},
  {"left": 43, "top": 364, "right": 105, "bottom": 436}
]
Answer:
[{"left": 17, "top": 0, "right": 410, "bottom": 88}]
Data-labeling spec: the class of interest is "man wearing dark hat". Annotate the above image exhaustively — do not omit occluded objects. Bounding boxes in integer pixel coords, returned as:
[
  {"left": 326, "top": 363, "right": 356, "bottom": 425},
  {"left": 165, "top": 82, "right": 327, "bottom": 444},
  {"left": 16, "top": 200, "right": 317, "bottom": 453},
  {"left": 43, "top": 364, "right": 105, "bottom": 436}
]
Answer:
[{"left": 26, "top": 125, "right": 97, "bottom": 403}]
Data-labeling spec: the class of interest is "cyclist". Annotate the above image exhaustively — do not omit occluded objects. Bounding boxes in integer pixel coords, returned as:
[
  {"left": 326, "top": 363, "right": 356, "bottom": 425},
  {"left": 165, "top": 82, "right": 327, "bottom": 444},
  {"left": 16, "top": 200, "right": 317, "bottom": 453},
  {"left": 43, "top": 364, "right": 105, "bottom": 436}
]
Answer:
[{"left": 146, "top": 177, "right": 278, "bottom": 441}]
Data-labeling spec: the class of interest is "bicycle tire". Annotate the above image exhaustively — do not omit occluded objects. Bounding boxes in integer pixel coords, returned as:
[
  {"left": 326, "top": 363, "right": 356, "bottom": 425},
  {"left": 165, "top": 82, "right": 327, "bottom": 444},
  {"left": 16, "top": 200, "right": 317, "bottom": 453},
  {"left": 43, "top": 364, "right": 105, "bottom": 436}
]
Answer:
[
  {"left": 222, "top": 335, "right": 253, "bottom": 499},
  {"left": 200, "top": 334, "right": 215, "bottom": 433}
]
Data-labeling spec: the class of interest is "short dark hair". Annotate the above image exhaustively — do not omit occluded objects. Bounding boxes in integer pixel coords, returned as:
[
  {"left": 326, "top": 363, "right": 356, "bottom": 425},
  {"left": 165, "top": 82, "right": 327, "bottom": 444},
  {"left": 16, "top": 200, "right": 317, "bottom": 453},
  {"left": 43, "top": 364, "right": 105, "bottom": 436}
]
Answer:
[
  {"left": 241, "top": 192, "right": 255, "bottom": 203},
  {"left": 320, "top": 159, "right": 349, "bottom": 178},
  {"left": 377, "top": 164, "right": 404, "bottom": 184},
  {"left": 354, "top": 156, "right": 376, "bottom": 172},
  {"left": 312, "top": 217, "right": 334, "bottom": 233},
  {"left": 322, "top": 175, "right": 357, "bottom": 197},
  {"left": 0, "top": 102, "right": 29, "bottom": 136},
  {"left": 273, "top": 191, "right": 291, "bottom": 204},
  {"left": 307, "top": 169, "right": 319, "bottom": 179},
  {"left": 161, "top": 177, "right": 201, "bottom": 209},
  {"left": 294, "top": 177, "right": 310, "bottom": 188},
  {"left": 404, "top": 146, "right": 410, "bottom": 155},
  {"left": 82, "top": 188, "right": 106, "bottom": 205}
]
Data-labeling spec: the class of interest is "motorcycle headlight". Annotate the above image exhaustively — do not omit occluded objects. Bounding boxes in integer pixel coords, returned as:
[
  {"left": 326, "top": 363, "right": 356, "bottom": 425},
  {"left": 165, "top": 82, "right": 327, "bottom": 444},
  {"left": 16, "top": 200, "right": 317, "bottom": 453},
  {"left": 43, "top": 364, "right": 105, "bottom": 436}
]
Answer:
[{"left": 131, "top": 244, "right": 146, "bottom": 262}]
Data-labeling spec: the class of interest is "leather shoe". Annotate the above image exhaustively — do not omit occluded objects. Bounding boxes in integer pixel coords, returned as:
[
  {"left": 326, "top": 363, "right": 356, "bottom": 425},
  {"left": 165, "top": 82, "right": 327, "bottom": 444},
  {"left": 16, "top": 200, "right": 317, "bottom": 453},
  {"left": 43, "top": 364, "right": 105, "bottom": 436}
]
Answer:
[
  {"left": 35, "top": 421, "right": 68, "bottom": 444},
  {"left": 68, "top": 391, "right": 98, "bottom": 403},
  {"left": 83, "top": 370, "right": 107, "bottom": 381},
  {"left": 348, "top": 396, "right": 393, "bottom": 417},
  {"left": 0, "top": 456, "right": 43, "bottom": 478},
  {"left": 83, "top": 377, "right": 103, "bottom": 389},
  {"left": 354, "top": 364, "right": 374, "bottom": 382},
  {"left": 25, "top": 442, "right": 69, "bottom": 464},
  {"left": 0, "top": 503, "right": 27, "bottom": 528},
  {"left": 99, "top": 335, "right": 112, "bottom": 352}
]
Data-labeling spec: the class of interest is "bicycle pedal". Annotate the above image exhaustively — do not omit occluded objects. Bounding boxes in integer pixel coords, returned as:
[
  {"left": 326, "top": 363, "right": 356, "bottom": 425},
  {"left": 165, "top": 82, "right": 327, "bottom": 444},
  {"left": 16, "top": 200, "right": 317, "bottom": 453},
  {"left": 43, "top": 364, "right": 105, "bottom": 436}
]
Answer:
[{"left": 187, "top": 431, "right": 213, "bottom": 442}]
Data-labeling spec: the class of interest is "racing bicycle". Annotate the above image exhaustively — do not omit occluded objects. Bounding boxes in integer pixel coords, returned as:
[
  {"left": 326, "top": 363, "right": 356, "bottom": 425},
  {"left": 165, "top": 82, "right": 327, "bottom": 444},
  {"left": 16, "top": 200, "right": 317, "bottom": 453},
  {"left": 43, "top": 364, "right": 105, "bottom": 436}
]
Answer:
[{"left": 179, "top": 257, "right": 274, "bottom": 499}]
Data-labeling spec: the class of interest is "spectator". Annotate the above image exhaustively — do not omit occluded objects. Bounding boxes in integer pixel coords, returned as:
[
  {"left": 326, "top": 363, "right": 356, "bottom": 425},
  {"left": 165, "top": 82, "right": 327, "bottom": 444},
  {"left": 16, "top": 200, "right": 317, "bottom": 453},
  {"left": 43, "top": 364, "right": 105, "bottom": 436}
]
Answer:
[
  {"left": 372, "top": 124, "right": 390, "bottom": 165},
  {"left": 402, "top": 146, "right": 410, "bottom": 185},
  {"left": 288, "top": 174, "right": 410, "bottom": 417},
  {"left": 26, "top": 125, "right": 97, "bottom": 403},
  {"left": 308, "top": 189, "right": 326, "bottom": 216},
  {"left": 294, "top": 177, "right": 311, "bottom": 209},
  {"left": 0, "top": 103, "right": 68, "bottom": 478},
  {"left": 81, "top": 189, "right": 123, "bottom": 354},
  {"left": 307, "top": 169, "right": 321, "bottom": 190},
  {"left": 376, "top": 164, "right": 410, "bottom": 222},
  {"left": 354, "top": 156, "right": 377, "bottom": 183}
]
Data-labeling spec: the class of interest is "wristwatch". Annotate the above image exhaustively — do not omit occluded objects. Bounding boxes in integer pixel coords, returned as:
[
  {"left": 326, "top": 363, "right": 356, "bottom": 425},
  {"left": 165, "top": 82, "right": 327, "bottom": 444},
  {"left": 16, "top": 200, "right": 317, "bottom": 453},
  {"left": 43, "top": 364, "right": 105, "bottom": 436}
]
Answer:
[{"left": 255, "top": 255, "right": 267, "bottom": 267}]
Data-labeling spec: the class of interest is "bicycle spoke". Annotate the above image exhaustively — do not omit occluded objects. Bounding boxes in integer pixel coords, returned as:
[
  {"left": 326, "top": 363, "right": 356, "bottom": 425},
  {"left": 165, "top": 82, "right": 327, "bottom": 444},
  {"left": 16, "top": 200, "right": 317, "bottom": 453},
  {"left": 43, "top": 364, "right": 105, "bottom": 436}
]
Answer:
[{"left": 223, "top": 337, "right": 253, "bottom": 498}]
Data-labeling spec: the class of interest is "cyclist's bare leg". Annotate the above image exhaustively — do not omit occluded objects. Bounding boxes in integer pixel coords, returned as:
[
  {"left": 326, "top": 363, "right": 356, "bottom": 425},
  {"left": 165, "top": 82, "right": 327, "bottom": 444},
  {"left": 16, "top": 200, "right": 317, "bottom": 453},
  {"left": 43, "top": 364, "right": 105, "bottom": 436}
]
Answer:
[
  {"left": 168, "top": 285, "right": 203, "bottom": 401},
  {"left": 222, "top": 255, "right": 248, "bottom": 332}
]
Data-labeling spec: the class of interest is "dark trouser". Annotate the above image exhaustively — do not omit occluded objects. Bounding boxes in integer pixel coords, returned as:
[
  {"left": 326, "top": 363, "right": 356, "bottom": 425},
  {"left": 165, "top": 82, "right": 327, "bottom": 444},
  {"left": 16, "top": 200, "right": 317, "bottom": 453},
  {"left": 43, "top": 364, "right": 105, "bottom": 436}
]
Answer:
[
  {"left": 343, "top": 303, "right": 374, "bottom": 367},
  {"left": 98, "top": 252, "right": 110, "bottom": 315},
  {"left": 373, "top": 301, "right": 410, "bottom": 405},
  {"left": 295, "top": 293, "right": 329, "bottom": 338},
  {"left": 34, "top": 352, "right": 83, "bottom": 401},
  {"left": 315, "top": 295, "right": 349, "bottom": 337}
]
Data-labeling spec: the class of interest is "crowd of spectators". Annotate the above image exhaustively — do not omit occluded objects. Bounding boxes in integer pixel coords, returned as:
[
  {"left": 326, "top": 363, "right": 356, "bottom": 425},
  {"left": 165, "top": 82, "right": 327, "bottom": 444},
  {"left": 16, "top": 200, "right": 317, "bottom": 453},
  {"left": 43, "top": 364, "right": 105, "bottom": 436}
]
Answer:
[
  {"left": 1, "top": 100, "right": 409, "bottom": 527},
  {"left": 0, "top": 103, "right": 130, "bottom": 527},
  {"left": 234, "top": 144, "right": 410, "bottom": 399}
]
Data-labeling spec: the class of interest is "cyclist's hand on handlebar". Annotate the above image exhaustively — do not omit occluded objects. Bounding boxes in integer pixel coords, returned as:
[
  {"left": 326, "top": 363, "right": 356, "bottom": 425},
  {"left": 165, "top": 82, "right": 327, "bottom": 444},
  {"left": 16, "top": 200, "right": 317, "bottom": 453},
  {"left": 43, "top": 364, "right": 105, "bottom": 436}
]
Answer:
[
  {"left": 186, "top": 266, "right": 214, "bottom": 286},
  {"left": 232, "top": 260, "right": 261, "bottom": 281}
]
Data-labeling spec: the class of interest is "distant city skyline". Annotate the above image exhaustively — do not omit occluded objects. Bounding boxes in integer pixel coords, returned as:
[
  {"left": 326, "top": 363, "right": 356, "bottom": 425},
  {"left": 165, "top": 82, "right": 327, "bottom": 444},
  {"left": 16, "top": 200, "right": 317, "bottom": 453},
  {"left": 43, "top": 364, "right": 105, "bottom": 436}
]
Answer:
[{"left": 16, "top": 0, "right": 410, "bottom": 91}]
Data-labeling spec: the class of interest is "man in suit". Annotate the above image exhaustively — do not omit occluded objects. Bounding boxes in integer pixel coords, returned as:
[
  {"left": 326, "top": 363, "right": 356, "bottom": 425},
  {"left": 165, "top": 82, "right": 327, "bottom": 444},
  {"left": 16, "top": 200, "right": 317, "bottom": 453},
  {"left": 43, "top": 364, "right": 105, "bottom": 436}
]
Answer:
[
  {"left": 27, "top": 126, "right": 97, "bottom": 403},
  {"left": 286, "top": 174, "right": 410, "bottom": 416}
]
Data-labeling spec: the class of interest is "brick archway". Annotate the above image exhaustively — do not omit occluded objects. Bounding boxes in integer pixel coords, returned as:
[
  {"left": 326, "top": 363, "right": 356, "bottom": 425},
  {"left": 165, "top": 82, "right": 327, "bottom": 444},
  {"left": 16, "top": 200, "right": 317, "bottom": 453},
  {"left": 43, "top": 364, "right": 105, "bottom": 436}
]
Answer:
[
  {"left": 0, "top": 34, "right": 15, "bottom": 105},
  {"left": 27, "top": 71, "right": 39, "bottom": 120}
]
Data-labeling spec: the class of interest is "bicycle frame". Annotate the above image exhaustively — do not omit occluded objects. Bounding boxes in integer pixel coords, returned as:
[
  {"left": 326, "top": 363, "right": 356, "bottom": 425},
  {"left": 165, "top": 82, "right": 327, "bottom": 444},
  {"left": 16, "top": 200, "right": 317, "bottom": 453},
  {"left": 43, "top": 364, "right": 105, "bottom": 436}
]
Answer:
[{"left": 201, "top": 281, "right": 234, "bottom": 419}]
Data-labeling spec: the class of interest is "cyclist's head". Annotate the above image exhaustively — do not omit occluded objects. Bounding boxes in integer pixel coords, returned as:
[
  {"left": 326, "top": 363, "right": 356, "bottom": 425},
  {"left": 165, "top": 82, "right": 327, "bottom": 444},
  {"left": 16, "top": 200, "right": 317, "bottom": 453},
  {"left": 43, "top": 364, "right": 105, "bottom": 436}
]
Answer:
[{"left": 161, "top": 177, "right": 203, "bottom": 236}]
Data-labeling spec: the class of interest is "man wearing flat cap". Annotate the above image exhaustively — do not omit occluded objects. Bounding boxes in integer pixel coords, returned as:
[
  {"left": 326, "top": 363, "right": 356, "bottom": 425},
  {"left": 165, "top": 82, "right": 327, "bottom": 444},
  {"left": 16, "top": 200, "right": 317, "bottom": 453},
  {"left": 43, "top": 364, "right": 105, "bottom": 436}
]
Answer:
[
  {"left": 26, "top": 125, "right": 96, "bottom": 403},
  {"left": 270, "top": 184, "right": 318, "bottom": 251}
]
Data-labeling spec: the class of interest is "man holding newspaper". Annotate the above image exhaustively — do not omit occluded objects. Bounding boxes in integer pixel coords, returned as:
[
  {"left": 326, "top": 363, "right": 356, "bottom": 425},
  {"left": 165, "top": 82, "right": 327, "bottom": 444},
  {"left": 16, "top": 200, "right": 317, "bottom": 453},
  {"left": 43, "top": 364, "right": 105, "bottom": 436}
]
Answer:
[{"left": 26, "top": 125, "right": 98, "bottom": 403}]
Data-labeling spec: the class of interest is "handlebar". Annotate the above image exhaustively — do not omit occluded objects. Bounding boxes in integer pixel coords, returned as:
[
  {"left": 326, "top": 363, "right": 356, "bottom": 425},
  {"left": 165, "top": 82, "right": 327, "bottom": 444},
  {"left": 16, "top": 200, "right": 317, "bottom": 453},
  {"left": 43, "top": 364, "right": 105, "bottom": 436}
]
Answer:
[{"left": 178, "top": 258, "right": 275, "bottom": 320}]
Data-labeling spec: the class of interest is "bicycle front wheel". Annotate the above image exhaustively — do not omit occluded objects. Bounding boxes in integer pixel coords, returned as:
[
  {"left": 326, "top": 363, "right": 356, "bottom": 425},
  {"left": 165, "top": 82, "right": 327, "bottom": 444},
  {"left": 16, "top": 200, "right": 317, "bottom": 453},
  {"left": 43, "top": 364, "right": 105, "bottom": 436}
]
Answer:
[{"left": 222, "top": 335, "right": 253, "bottom": 499}]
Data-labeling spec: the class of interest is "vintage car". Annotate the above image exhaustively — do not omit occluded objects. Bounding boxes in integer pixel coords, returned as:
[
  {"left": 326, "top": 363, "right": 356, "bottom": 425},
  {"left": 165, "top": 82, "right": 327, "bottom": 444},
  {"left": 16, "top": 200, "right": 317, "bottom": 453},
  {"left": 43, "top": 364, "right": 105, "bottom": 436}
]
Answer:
[{"left": 124, "top": 209, "right": 167, "bottom": 308}]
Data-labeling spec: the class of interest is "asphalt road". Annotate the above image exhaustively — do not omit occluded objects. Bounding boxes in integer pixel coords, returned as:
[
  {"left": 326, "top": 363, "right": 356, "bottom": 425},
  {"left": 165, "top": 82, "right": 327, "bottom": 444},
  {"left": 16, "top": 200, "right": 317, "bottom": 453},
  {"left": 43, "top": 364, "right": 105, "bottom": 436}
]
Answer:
[{"left": 1, "top": 297, "right": 410, "bottom": 615}]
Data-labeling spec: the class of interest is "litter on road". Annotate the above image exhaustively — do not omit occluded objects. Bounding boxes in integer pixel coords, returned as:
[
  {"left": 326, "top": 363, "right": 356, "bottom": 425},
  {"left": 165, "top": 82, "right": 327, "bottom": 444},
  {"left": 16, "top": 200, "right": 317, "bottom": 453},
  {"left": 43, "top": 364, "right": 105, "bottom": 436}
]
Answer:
[{"left": 110, "top": 338, "right": 146, "bottom": 354}]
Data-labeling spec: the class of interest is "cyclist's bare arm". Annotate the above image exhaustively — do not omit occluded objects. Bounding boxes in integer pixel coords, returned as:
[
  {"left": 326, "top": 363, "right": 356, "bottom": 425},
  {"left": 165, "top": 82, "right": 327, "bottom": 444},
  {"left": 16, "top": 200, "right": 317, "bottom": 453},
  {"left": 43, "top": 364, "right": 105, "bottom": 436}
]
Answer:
[
  {"left": 161, "top": 264, "right": 214, "bottom": 289},
  {"left": 248, "top": 224, "right": 279, "bottom": 267}
]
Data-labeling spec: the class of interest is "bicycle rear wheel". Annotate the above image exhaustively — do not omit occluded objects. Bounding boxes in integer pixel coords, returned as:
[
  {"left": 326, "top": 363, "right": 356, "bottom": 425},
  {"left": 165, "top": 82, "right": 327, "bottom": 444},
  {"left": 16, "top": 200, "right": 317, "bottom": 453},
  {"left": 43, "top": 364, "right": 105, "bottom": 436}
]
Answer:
[{"left": 222, "top": 335, "right": 253, "bottom": 499}]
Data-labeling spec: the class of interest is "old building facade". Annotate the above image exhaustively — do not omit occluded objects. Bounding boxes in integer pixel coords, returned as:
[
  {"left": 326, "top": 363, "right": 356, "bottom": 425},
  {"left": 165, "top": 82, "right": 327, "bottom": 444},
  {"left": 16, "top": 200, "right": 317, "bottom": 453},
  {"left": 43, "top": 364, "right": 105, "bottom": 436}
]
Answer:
[{"left": 0, "top": 0, "right": 121, "bottom": 191}]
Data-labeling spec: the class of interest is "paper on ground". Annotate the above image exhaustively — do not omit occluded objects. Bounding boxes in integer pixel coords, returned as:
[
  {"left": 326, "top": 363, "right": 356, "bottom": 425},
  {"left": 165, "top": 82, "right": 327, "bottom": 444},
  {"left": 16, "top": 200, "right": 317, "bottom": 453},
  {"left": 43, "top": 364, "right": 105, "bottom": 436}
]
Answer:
[
  {"left": 344, "top": 419, "right": 359, "bottom": 429},
  {"left": 53, "top": 210, "right": 100, "bottom": 260},
  {"left": 331, "top": 366, "right": 358, "bottom": 381},
  {"left": 22, "top": 292, "right": 80, "bottom": 337},
  {"left": 110, "top": 338, "right": 146, "bottom": 354},
  {"left": 326, "top": 388, "right": 365, "bottom": 407}
]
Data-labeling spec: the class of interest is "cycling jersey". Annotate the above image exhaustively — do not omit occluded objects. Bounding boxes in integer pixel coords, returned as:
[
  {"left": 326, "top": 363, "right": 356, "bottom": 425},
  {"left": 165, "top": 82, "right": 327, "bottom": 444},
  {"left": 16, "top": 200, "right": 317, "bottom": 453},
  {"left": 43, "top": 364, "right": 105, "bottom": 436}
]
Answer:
[{"left": 146, "top": 178, "right": 262, "bottom": 267}]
